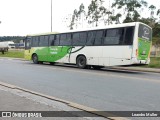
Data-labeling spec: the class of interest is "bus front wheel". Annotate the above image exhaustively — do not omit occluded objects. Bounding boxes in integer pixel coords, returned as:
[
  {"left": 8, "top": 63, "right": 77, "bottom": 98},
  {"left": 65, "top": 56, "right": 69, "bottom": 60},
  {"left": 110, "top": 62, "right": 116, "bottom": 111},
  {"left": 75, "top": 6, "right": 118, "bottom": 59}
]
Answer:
[
  {"left": 32, "top": 54, "right": 38, "bottom": 64},
  {"left": 76, "top": 55, "right": 87, "bottom": 69}
]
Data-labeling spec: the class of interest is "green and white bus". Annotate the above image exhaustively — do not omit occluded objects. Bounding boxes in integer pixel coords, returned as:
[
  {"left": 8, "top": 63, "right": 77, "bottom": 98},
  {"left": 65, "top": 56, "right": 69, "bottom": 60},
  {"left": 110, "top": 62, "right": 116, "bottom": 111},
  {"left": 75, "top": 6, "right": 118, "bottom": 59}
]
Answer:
[{"left": 24, "top": 22, "right": 152, "bottom": 69}]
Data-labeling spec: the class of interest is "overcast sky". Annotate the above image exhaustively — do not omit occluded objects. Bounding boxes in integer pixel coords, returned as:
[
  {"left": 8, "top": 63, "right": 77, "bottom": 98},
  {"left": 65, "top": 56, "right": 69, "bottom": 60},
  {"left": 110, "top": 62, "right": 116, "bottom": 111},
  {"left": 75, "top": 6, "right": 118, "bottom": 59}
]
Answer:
[{"left": 0, "top": 0, "right": 159, "bottom": 36}]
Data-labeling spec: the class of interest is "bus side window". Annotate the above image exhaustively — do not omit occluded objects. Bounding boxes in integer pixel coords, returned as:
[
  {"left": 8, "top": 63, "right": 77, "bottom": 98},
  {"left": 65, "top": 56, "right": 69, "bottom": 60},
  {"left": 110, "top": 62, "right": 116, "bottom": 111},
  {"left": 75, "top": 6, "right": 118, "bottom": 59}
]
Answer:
[
  {"left": 86, "top": 31, "right": 96, "bottom": 46},
  {"left": 60, "top": 33, "right": 72, "bottom": 46},
  {"left": 44, "top": 36, "right": 49, "bottom": 46},
  {"left": 54, "top": 35, "right": 60, "bottom": 46},
  {"left": 104, "top": 28, "right": 123, "bottom": 45},
  {"left": 79, "top": 32, "right": 87, "bottom": 46},
  {"left": 39, "top": 36, "right": 44, "bottom": 47},
  {"left": 49, "top": 35, "right": 55, "bottom": 46},
  {"left": 39, "top": 35, "right": 49, "bottom": 47},
  {"left": 72, "top": 32, "right": 87, "bottom": 46},
  {"left": 72, "top": 32, "right": 80, "bottom": 46},
  {"left": 32, "top": 36, "right": 39, "bottom": 47},
  {"left": 118, "top": 28, "right": 125, "bottom": 45},
  {"left": 66, "top": 34, "right": 72, "bottom": 46},
  {"left": 124, "top": 27, "right": 134, "bottom": 45},
  {"left": 31, "top": 37, "right": 34, "bottom": 47},
  {"left": 94, "top": 30, "right": 103, "bottom": 46},
  {"left": 60, "top": 34, "right": 66, "bottom": 46}
]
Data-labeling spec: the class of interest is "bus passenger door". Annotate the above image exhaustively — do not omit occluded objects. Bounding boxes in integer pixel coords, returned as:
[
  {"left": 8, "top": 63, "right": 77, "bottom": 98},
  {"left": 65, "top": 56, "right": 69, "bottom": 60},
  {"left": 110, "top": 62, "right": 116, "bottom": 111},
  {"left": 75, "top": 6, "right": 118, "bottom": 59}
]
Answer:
[{"left": 24, "top": 37, "right": 32, "bottom": 60}]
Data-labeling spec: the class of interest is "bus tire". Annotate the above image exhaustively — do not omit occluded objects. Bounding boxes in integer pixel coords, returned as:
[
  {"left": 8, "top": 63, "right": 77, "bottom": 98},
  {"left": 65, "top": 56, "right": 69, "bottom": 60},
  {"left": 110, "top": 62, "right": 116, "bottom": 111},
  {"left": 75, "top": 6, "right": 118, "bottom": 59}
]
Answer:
[
  {"left": 39, "top": 61, "right": 43, "bottom": 64},
  {"left": 76, "top": 55, "right": 87, "bottom": 69},
  {"left": 32, "top": 54, "right": 39, "bottom": 64},
  {"left": 50, "top": 62, "right": 55, "bottom": 65},
  {"left": 92, "top": 65, "right": 104, "bottom": 70}
]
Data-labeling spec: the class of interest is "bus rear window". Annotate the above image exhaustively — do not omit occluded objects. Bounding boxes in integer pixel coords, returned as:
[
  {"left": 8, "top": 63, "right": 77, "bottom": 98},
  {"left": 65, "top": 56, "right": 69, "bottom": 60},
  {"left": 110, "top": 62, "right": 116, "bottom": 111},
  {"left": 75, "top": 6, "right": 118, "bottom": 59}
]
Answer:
[{"left": 138, "top": 24, "right": 152, "bottom": 41}]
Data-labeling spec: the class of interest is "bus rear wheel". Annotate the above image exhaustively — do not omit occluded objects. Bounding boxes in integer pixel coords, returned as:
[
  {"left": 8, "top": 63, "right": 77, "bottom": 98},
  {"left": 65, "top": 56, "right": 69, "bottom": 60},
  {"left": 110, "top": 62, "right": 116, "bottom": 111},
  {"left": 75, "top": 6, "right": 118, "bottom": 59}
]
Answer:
[
  {"left": 50, "top": 62, "right": 55, "bottom": 65},
  {"left": 76, "top": 56, "right": 87, "bottom": 69},
  {"left": 32, "top": 54, "right": 38, "bottom": 64},
  {"left": 92, "top": 65, "right": 104, "bottom": 70}
]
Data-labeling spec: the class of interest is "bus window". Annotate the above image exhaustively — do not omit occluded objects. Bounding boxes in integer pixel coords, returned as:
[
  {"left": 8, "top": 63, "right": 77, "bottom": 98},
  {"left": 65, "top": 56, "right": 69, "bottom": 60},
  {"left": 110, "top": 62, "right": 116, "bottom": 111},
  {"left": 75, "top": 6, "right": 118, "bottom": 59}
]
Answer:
[
  {"left": 124, "top": 27, "right": 134, "bottom": 45},
  {"left": 94, "top": 30, "right": 103, "bottom": 46},
  {"left": 72, "top": 32, "right": 87, "bottom": 46},
  {"left": 72, "top": 32, "right": 80, "bottom": 46},
  {"left": 86, "top": 31, "right": 96, "bottom": 46},
  {"left": 39, "top": 36, "right": 48, "bottom": 47},
  {"left": 39, "top": 36, "right": 44, "bottom": 47},
  {"left": 49, "top": 35, "right": 55, "bottom": 46},
  {"left": 60, "top": 33, "right": 72, "bottom": 46},
  {"left": 54, "top": 35, "right": 60, "bottom": 46},
  {"left": 45, "top": 36, "right": 49, "bottom": 46},
  {"left": 104, "top": 28, "right": 123, "bottom": 45},
  {"left": 32, "top": 36, "right": 39, "bottom": 47},
  {"left": 138, "top": 24, "right": 151, "bottom": 41},
  {"left": 79, "top": 32, "right": 87, "bottom": 45}
]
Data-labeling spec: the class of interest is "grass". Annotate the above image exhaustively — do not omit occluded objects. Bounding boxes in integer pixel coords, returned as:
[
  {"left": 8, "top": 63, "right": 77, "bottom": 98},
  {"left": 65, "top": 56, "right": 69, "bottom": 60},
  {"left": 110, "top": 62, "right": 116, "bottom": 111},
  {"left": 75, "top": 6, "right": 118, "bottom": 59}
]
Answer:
[
  {"left": 0, "top": 50, "right": 160, "bottom": 68},
  {"left": 146, "top": 57, "right": 160, "bottom": 68},
  {"left": 138, "top": 57, "right": 160, "bottom": 68},
  {"left": 0, "top": 50, "right": 24, "bottom": 58}
]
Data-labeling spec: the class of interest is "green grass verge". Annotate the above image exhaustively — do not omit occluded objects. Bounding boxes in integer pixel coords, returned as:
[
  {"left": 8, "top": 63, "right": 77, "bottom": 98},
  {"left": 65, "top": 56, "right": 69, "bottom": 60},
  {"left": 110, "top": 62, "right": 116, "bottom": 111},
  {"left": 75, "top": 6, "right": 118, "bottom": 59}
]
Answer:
[
  {"left": 0, "top": 50, "right": 24, "bottom": 58},
  {"left": 139, "top": 57, "right": 160, "bottom": 68},
  {"left": 148, "top": 57, "right": 160, "bottom": 68}
]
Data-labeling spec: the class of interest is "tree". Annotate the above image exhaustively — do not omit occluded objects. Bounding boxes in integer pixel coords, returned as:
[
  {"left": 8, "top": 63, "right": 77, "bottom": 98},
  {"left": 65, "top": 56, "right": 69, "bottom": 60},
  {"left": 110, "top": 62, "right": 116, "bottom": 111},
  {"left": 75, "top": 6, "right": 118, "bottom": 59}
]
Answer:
[
  {"left": 153, "top": 23, "right": 160, "bottom": 38},
  {"left": 77, "top": 3, "right": 86, "bottom": 28},
  {"left": 68, "top": 0, "right": 108, "bottom": 29},
  {"left": 68, "top": 9, "right": 78, "bottom": 30},
  {"left": 87, "top": 0, "right": 105, "bottom": 27},
  {"left": 69, "top": 4, "right": 86, "bottom": 30},
  {"left": 148, "top": 5, "right": 156, "bottom": 27},
  {"left": 110, "top": 13, "right": 122, "bottom": 24},
  {"left": 157, "top": 9, "right": 160, "bottom": 24},
  {"left": 149, "top": 5, "right": 156, "bottom": 17},
  {"left": 78, "top": 3, "right": 85, "bottom": 17},
  {"left": 112, "top": 0, "right": 148, "bottom": 23},
  {"left": 157, "top": 9, "right": 160, "bottom": 16}
]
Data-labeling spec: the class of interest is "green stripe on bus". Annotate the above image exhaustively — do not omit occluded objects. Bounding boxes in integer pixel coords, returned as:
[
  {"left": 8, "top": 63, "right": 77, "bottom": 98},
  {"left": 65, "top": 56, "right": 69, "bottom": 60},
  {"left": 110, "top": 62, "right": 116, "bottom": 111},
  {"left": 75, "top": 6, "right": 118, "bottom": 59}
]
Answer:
[{"left": 138, "top": 38, "right": 151, "bottom": 60}]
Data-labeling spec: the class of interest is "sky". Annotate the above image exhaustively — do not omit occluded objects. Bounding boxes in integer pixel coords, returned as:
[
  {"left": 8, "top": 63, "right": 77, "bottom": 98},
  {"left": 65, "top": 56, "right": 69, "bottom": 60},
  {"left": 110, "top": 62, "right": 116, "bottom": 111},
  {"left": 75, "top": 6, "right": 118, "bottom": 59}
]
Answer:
[{"left": 0, "top": 0, "right": 159, "bottom": 36}]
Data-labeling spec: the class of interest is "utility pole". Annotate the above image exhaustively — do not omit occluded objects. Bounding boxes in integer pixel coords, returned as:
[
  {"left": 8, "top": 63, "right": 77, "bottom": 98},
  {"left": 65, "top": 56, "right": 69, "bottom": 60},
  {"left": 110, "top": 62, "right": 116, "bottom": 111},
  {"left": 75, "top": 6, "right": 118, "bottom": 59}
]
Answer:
[
  {"left": 51, "top": 0, "right": 52, "bottom": 32},
  {"left": 108, "top": 0, "right": 111, "bottom": 25}
]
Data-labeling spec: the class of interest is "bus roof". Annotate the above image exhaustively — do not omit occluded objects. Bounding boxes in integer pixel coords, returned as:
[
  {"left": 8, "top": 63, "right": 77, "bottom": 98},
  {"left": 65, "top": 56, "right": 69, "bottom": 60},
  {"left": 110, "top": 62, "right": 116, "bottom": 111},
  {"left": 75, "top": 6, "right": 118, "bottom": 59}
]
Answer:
[
  {"left": 27, "top": 32, "right": 59, "bottom": 37},
  {"left": 27, "top": 22, "right": 151, "bottom": 36}
]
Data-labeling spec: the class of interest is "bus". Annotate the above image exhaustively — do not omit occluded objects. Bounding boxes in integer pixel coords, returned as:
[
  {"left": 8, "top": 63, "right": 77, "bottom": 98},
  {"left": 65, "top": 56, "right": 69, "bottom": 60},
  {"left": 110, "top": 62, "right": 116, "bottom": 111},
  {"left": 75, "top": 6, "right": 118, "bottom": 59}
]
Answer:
[{"left": 24, "top": 22, "right": 152, "bottom": 69}]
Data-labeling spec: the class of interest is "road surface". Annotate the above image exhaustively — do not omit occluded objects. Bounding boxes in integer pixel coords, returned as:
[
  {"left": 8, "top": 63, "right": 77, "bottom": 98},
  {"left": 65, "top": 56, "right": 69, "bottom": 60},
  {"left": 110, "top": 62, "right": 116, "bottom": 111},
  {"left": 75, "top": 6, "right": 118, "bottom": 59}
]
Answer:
[{"left": 0, "top": 58, "right": 160, "bottom": 111}]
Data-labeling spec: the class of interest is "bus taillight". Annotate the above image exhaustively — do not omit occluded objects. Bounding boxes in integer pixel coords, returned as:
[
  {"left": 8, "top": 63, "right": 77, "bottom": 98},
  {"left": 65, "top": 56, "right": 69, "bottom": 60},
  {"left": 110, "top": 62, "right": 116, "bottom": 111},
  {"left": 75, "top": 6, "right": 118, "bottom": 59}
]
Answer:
[{"left": 136, "top": 49, "right": 138, "bottom": 57}]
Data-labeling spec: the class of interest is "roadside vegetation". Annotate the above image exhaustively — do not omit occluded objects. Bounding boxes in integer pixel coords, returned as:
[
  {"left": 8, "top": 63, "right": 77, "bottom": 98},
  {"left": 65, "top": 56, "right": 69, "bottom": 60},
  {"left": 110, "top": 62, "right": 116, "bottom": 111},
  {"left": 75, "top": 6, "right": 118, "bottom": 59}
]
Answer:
[
  {"left": 145, "top": 57, "right": 160, "bottom": 68},
  {"left": 0, "top": 50, "right": 24, "bottom": 58},
  {"left": 66, "top": 0, "right": 160, "bottom": 47}
]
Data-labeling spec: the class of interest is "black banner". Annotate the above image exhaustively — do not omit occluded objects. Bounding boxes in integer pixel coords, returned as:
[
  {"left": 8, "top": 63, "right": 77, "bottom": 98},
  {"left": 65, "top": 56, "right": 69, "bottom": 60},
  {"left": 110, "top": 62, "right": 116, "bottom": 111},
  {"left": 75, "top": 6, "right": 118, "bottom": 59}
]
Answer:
[{"left": 0, "top": 111, "right": 160, "bottom": 117}]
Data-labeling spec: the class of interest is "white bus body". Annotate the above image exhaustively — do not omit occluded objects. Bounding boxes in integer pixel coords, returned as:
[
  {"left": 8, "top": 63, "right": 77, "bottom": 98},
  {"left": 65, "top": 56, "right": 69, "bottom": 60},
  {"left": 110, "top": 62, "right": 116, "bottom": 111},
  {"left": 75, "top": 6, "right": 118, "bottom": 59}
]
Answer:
[{"left": 25, "top": 22, "right": 152, "bottom": 68}]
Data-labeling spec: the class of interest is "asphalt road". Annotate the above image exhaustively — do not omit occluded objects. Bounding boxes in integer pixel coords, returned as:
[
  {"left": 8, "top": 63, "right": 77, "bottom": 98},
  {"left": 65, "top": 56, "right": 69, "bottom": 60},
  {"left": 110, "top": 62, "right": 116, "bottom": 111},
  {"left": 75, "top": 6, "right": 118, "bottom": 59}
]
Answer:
[{"left": 0, "top": 58, "right": 160, "bottom": 111}]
